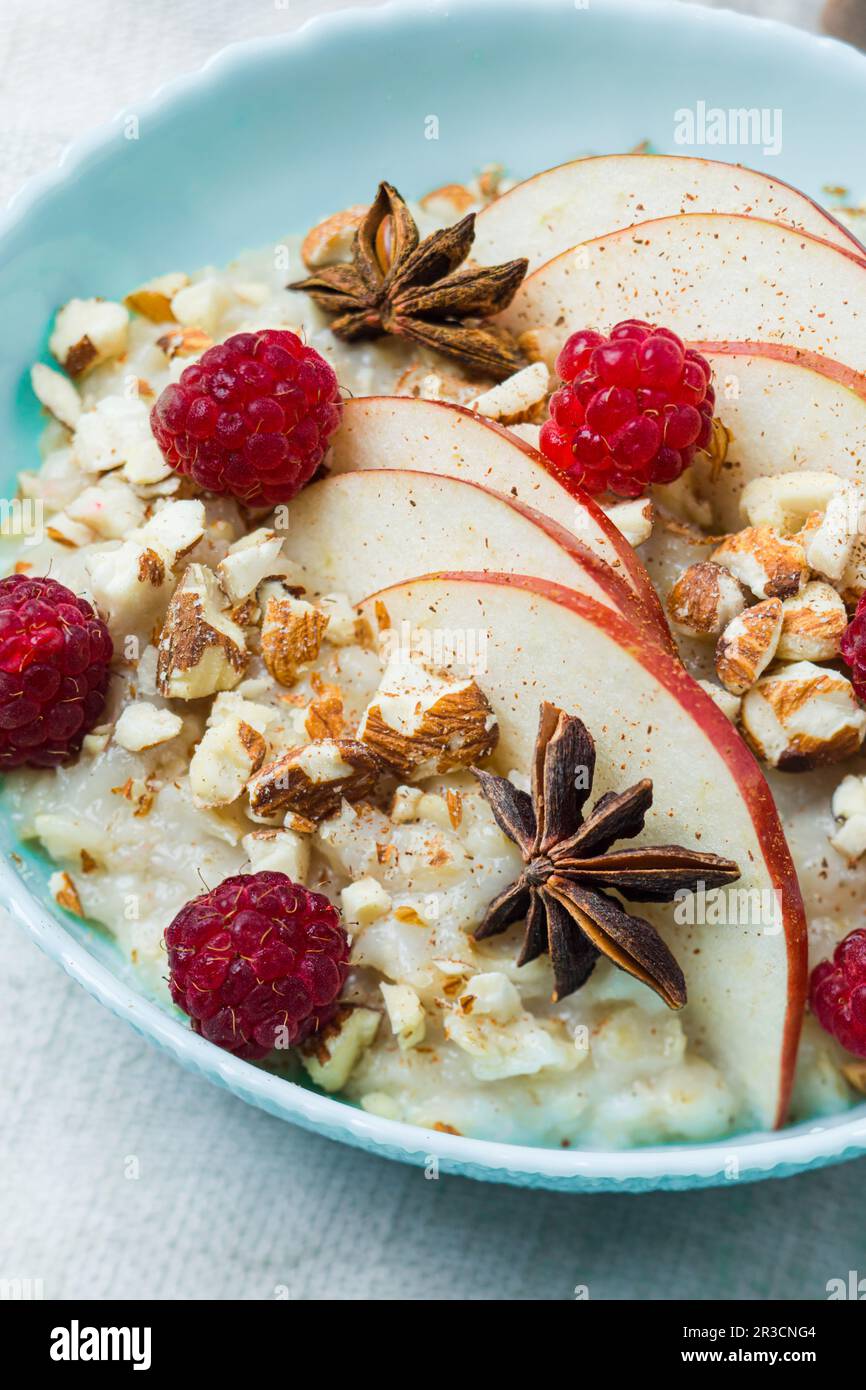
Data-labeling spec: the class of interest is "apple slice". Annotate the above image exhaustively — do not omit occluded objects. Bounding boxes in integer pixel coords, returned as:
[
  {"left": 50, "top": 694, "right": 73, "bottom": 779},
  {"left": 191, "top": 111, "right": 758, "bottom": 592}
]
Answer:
[
  {"left": 691, "top": 342, "right": 866, "bottom": 530},
  {"left": 283, "top": 468, "right": 658, "bottom": 638},
  {"left": 474, "top": 154, "right": 862, "bottom": 271},
  {"left": 328, "top": 396, "right": 670, "bottom": 645},
  {"left": 500, "top": 215, "right": 866, "bottom": 375},
  {"left": 357, "top": 572, "right": 807, "bottom": 1132}
]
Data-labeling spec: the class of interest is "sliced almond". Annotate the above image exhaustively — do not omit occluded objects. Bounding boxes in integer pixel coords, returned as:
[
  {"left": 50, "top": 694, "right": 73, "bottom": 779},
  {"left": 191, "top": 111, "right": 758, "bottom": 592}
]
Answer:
[
  {"left": 114, "top": 702, "right": 183, "bottom": 752},
  {"left": 156, "top": 326, "right": 213, "bottom": 359},
  {"left": 601, "top": 498, "right": 654, "bottom": 549},
  {"left": 30, "top": 363, "right": 81, "bottom": 430},
  {"left": 740, "top": 470, "right": 843, "bottom": 532},
  {"left": 419, "top": 184, "right": 476, "bottom": 220},
  {"left": 300, "top": 1005, "right": 381, "bottom": 1092},
  {"left": 125, "top": 272, "right": 189, "bottom": 323},
  {"left": 515, "top": 325, "right": 560, "bottom": 372},
  {"left": 469, "top": 361, "right": 549, "bottom": 424},
  {"left": 49, "top": 298, "right": 129, "bottom": 375},
  {"left": 50, "top": 870, "right": 84, "bottom": 917}
]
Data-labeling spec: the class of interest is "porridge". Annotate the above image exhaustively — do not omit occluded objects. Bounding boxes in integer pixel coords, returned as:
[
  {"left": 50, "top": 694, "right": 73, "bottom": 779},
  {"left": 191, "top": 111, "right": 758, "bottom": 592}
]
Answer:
[{"left": 3, "top": 155, "right": 866, "bottom": 1148}]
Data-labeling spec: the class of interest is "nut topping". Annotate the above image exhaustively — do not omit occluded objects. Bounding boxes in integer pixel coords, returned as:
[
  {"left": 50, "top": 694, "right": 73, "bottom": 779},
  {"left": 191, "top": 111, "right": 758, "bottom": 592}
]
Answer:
[
  {"left": 260, "top": 582, "right": 329, "bottom": 687},
  {"left": 125, "top": 272, "right": 189, "bottom": 323},
  {"left": 358, "top": 652, "right": 499, "bottom": 779},
  {"left": 741, "top": 470, "right": 843, "bottom": 533},
  {"left": 711, "top": 526, "right": 809, "bottom": 601},
  {"left": 666, "top": 561, "right": 747, "bottom": 641},
  {"left": 741, "top": 662, "right": 866, "bottom": 771},
  {"left": 469, "top": 361, "right": 549, "bottom": 424},
  {"left": 776, "top": 581, "right": 847, "bottom": 662},
  {"left": 49, "top": 298, "right": 129, "bottom": 375},
  {"left": 301, "top": 204, "right": 369, "bottom": 270},
  {"left": 715, "top": 599, "right": 783, "bottom": 696},
  {"left": 247, "top": 738, "right": 382, "bottom": 822},
  {"left": 157, "top": 564, "right": 248, "bottom": 699}
]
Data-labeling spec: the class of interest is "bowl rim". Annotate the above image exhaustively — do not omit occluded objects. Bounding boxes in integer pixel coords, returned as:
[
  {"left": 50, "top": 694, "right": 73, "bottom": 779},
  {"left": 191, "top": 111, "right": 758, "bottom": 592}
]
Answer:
[{"left": 4, "top": 0, "right": 866, "bottom": 1189}]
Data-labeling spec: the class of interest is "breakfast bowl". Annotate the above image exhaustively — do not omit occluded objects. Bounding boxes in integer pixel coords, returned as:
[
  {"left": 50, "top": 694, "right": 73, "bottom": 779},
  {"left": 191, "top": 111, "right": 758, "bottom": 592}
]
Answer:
[{"left": 3, "top": 0, "right": 866, "bottom": 1192}]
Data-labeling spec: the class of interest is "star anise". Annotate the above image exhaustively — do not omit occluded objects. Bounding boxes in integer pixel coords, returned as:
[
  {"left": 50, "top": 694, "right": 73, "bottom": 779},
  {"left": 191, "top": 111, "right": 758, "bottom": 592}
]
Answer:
[
  {"left": 289, "top": 181, "right": 529, "bottom": 380},
  {"left": 472, "top": 703, "right": 741, "bottom": 1007}
]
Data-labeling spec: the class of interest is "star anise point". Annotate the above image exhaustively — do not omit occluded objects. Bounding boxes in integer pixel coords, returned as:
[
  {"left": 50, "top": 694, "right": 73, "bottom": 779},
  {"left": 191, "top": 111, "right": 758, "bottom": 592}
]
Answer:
[
  {"left": 290, "top": 182, "right": 529, "bottom": 381},
  {"left": 471, "top": 706, "right": 740, "bottom": 1007}
]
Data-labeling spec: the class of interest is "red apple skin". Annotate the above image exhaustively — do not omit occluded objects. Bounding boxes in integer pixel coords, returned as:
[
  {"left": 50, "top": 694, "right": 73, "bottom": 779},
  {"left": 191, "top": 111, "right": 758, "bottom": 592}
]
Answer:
[
  {"left": 363, "top": 569, "right": 808, "bottom": 1130},
  {"left": 479, "top": 152, "right": 865, "bottom": 259},
  {"left": 337, "top": 397, "right": 672, "bottom": 651},
  {"left": 481, "top": 481, "right": 677, "bottom": 656},
  {"left": 692, "top": 339, "right": 866, "bottom": 404},
  {"left": 484, "top": 429, "right": 669, "bottom": 634},
  {"left": 519, "top": 212, "right": 866, "bottom": 297}
]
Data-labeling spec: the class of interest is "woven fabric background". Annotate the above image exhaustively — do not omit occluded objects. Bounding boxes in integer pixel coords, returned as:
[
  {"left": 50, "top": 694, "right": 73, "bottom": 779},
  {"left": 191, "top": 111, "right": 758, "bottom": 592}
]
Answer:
[{"left": 2, "top": 0, "right": 864, "bottom": 1302}]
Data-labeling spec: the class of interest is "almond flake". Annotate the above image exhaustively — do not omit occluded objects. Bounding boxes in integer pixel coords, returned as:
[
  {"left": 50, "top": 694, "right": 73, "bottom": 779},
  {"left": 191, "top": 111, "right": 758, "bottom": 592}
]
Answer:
[
  {"left": 299, "top": 1005, "right": 381, "bottom": 1092},
  {"left": 49, "top": 298, "right": 129, "bottom": 375},
  {"left": 30, "top": 363, "right": 81, "bottom": 430},
  {"left": 667, "top": 561, "right": 747, "bottom": 640},
  {"left": 393, "top": 905, "right": 426, "bottom": 927},
  {"left": 301, "top": 205, "right": 368, "bottom": 270}
]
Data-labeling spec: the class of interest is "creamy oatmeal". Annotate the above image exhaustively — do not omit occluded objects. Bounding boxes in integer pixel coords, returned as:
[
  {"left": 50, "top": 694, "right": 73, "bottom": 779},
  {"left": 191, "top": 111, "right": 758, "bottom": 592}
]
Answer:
[{"left": 4, "top": 157, "right": 865, "bottom": 1149}]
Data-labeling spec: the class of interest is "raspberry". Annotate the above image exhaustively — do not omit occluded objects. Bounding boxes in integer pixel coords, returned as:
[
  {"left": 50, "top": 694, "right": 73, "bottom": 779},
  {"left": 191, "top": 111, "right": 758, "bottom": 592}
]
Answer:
[
  {"left": 150, "top": 330, "right": 343, "bottom": 506},
  {"left": 165, "top": 871, "right": 350, "bottom": 1059},
  {"left": 841, "top": 597, "right": 866, "bottom": 702},
  {"left": 539, "top": 320, "right": 715, "bottom": 498},
  {"left": 0, "top": 575, "right": 113, "bottom": 769},
  {"left": 810, "top": 928, "right": 866, "bottom": 1057}
]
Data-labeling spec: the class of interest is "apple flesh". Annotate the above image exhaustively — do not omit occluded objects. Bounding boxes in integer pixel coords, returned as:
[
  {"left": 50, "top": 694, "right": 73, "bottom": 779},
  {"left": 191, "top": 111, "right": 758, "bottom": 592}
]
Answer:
[
  {"left": 691, "top": 342, "right": 866, "bottom": 530},
  {"left": 283, "top": 467, "right": 657, "bottom": 637},
  {"left": 329, "top": 396, "right": 670, "bottom": 645},
  {"left": 357, "top": 571, "right": 807, "bottom": 1132},
  {"left": 500, "top": 215, "right": 866, "bottom": 376},
  {"left": 474, "top": 154, "right": 863, "bottom": 272}
]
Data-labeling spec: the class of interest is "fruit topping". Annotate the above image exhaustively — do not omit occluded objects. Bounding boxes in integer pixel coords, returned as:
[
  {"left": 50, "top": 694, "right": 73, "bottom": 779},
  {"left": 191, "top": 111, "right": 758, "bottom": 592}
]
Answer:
[
  {"left": 841, "top": 593, "right": 866, "bottom": 704},
  {"left": 150, "top": 329, "right": 342, "bottom": 505},
  {"left": 0, "top": 576, "right": 113, "bottom": 769},
  {"left": 539, "top": 321, "right": 715, "bottom": 497},
  {"left": 810, "top": 928, "right": 866, "bottom": 1058},
  {"left": 165, "top": 871, "right": 349, "bottom": 1058}
]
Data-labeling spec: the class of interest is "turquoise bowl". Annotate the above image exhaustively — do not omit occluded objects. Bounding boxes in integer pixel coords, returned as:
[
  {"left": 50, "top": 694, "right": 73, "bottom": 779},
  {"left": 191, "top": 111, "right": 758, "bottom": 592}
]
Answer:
[{"left": 3, "top": 0, "right": 866, "bottom": 1192}]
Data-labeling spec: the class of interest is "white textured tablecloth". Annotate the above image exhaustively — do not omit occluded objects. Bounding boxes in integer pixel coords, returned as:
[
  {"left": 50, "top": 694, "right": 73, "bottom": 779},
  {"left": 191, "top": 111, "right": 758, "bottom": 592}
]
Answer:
[{"left": 2, "top": 0, "right": 865, "bottom": 1303}]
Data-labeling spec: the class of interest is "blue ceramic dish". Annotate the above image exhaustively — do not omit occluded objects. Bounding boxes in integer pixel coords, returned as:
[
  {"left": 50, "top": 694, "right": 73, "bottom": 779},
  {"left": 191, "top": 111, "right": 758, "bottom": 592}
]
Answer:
[{"left": 3, "top": 0, "right": 866, "bottom": 1191}]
